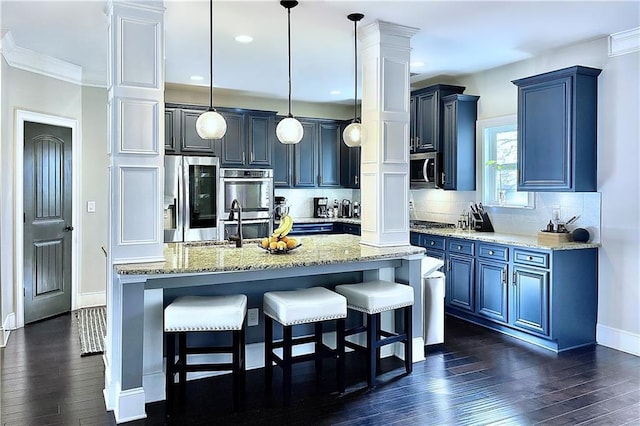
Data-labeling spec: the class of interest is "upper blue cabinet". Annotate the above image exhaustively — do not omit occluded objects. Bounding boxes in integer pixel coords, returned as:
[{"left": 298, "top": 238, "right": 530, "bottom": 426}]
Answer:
[{"left": 512, "top": 66, "right": 602, "bottom": 192}]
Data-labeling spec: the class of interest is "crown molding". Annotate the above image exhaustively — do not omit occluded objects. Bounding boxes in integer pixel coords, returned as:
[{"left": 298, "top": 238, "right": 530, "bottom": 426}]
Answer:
[
  {"left": 0, "top": 31, "right": 96, "bottom": 86},
  {"left": 609, "top": 27, "right": 640, "bottom": 57}
]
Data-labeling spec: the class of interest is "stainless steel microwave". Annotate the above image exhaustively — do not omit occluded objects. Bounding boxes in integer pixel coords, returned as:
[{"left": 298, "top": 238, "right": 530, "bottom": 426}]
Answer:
[{"left": 410, "top": 152, "right": 438, "bottom": 189}]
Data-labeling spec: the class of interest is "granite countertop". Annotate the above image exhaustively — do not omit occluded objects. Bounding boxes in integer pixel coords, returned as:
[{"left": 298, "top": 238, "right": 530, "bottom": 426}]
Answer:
[
  {"left": 411, "top": 227, "right": 600, "bottom": 251},
  {"left": 115, "top": 234, "right": 425, "bottom": 275}
]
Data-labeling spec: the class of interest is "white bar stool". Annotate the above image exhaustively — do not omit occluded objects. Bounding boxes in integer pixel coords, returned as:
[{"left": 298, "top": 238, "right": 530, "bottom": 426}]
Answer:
[
  {"left": 263, "top": 287, "right": 347, "bottom": 405},
  {"left": 334, "top": 280, "right": 414, "bottom": 388},
  {"left": 164, "top": 294, "right": 247, "bottom": 414}
]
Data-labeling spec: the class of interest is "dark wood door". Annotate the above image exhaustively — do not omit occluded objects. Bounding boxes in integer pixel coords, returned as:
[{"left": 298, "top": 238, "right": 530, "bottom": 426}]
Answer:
[{"left": 23, "top": 121, "right": 72, "bottom": 323}]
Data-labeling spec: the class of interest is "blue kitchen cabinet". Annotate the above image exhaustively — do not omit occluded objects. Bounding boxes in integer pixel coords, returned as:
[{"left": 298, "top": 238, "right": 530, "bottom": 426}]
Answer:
[
  {"left": 512, "top": 66, "right": 601, "bottom": 192},
  {"left": 318, "top": 121, "right": 341, "bottom": 187},
  {"left": 288, "top": 222, "right": 334, "bottom": 235},
  {"left": 220, "top": 110, "right": 276, "bottom": 168},
  {"left": 337, "top": 223, "right": 361, "bottom": 236},
  {"left": 446, "top": 239, "right": 475, "bottom": 313},
  {"left": 273, "top": 119, "right": 292, "bottom": 187},
  {"left": 476, "top": 243, "right": 509, "bottom": 324},
  {"left": 441, "top": 94, "right": 479, "bottom": 191},
  {"left": 437, "top": 232, "right": 598, "bottom": 352},
  {"left": 410, "top": 84, "right": 466, "bottom": 153},
  {"left": 411, "top": 232, "right": 446, "bottom": 263},
  {"left": 164, "top": 107, "right": 179, "bottom": 153},
  {"left": 246, "top": 112, "right": 275, "bottom": 167},
  {"left": 292, "top": 120, "right": 318, "bottom": 187},
  {"left": 180, "top": 107, "right": 217, "bottom": 155},
  {"left": 218, "top": 110, "right": 246, "bottom": 166}
]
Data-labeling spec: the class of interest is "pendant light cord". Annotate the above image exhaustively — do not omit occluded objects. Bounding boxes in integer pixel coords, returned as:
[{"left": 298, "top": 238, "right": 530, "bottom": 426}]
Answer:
[
  {"left": 353, "top": 18, "right": 358, "bottom": 123},
  {"left": 208, "top": 0, "right": 213, "bottom": 111},
  {"left": 287, "top": 6, "right": 293, "bottom": 117}
]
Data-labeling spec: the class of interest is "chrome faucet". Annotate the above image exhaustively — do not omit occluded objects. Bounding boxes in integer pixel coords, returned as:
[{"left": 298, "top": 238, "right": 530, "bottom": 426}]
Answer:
[{"left": 227, "top": 199, "right": 243, "bottom": 247}]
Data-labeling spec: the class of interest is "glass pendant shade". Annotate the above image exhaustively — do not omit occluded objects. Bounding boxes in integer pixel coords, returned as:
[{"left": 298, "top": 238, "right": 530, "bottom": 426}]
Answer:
[
  {"left": 196, "top": 110, "right": 227, "bottom": 139},
  {"left": 343, "top": 121, "right": 362, "bottom": 147},
  {"left": 276, "top": 116, "right": 304, "bottom": 144}
]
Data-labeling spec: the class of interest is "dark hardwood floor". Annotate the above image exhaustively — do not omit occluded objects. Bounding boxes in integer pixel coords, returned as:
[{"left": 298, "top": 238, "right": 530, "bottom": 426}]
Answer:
[{"left": 1, "top": 313, "right": 639, "bottom": 425}]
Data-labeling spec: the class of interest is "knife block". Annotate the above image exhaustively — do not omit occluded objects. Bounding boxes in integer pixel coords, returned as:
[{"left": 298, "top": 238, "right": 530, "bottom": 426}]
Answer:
[{"left": 472, "top": 212, "right": 495, "bottom": 232}]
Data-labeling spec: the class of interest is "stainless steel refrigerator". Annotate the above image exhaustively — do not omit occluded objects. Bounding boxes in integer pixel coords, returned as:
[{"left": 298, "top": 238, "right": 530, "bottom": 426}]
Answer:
[{"left": 164, "top": 155, "right": 220, "bottom": 242}]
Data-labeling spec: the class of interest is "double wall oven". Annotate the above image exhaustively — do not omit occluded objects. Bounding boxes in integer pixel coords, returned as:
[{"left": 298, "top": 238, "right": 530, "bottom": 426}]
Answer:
[
  {"left": 218, "top": 168, "right": 273, "bottom": 240},
  {"left": 163, "top": 156, "right": 274, "bottom": 243}
]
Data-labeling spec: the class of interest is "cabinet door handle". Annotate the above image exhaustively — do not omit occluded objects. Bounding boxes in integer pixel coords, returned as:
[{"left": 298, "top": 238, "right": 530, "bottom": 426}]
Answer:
[
  {"left": 489, "top": 250, "right": 494, "bottom": 255},
  {"left": 457, "top": 245, "right": 462, "bottom": 250},
  {"left": 447, "top": 259, "right": 451, "bottom": 272},
  {"left": 528, "top": 255, "right": 534, "bottom": 261},
  {"left": 430, "top": 241, "right": 435, "bottom": 246},
  {"left": 441, "top": 172, "right": 446, "bottom": 182},
  {"left": 243, "top": 152, "right": 246, "bottom": 164},
  {"left": 501, "top": 268, "right": 506, "bottom": 284},
  {"left": 250, "top": 152, "right": 254, "bottom": 163},
  {"left": 512, "top": 271, "right": 517, "bottom": 285},
  {"left": 354, "top": 175, "right": 358, "bottom": 185}
]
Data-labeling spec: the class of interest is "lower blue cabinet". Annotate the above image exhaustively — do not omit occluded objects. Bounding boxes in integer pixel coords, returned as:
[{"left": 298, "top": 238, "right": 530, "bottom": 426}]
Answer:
[
  {"left": 434, "top": 234, "right": 597, "bottom": 352},
  {"left": 477, "top": 259, "right": 508, "bottom": 323}
]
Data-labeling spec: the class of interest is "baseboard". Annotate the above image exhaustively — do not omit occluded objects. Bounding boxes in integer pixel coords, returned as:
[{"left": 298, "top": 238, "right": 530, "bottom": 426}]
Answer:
[
  {"left": 77, "top": 291, "right": 106, "bottom": 309},
  {"left": 597, "top": 323, "right": 640, "bottom": 356},
  {"left": 1, "top": 313, "right": 16, "bottom": 347},
  {"left": 114, "top": 387, "right": 147, "bottom": 424}
]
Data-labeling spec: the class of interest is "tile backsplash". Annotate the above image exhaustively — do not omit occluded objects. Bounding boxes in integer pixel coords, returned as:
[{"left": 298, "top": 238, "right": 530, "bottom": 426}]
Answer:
[
  {"left": 275, "top": 188, "right": 360, "bottom": 218},
  {"left": 410, "top": 189, "right": 601, "bottom": 243}
]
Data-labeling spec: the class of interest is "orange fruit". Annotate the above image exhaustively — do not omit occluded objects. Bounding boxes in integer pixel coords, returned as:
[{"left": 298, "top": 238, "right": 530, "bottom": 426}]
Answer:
[
  {"left": 261, "top": 238, "right": 269, "bottom": 249},
  {"left": 269, "top": 241, "right": 278, "bottom": 250},
  {"left": 286, "top": 238, "right": 297, "bottom": 249}
]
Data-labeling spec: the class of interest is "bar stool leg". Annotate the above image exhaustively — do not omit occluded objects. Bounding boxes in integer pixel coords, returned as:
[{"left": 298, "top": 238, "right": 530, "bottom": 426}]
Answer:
[
  {"left": 314, "top": 322, "right": 323, "bottom": 378},
  {"left": 178, "top": 333, "right": 187, "bottom": 386},
  {"left": 375, "top": 313, "right": 382, "bottom": 374},
  {"left": 165, "top": 332, "right": 175, "bottom": 415},
  {"left": 283, "top": 325, "right": 293, "bottom": 406},
  {"left": 264, "top": 316, "right": 273, "bottom": 392},
  {"left": 336, "top": 318, "right": 346, "bottom": 393},
  {"left": 404, "top": 306, "right": 413, "bottom": 374},
  {"left": 240, "top": 325, "right": 246, "bottom": 397},
  {"left": 367, "top": 313, "right": 378, "bottom": 388},
  {"left": 232, "top": 329, "right": 241, "bottom": 411}
]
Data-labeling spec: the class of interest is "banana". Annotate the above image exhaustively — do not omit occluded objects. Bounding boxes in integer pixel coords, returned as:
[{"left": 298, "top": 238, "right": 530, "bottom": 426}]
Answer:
[
  {"left": 280, "top": 215, "right": 293, "bottom": 237},
  {"left": 272, "top": 214, "right": 293, "bottom": 238}
]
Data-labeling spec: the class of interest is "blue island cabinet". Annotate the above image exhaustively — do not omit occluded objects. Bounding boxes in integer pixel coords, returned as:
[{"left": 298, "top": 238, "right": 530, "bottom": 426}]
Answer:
[
  {"left": 512, "top": 65, "right": 602, "bottom": 192},
  {"left": 411, "top": 232, "right": 598, "bottom": 352}
]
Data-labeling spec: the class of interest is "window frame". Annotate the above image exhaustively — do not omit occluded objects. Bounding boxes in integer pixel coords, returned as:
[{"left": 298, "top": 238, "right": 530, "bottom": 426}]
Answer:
[{"left": 477, "top": 115, "right": 534, "bottom": 209}]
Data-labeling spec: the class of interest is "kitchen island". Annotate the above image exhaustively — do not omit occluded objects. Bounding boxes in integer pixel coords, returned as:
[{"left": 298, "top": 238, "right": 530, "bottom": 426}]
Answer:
[{"left": 104, "top": 234, "right": 425, "bottom": 423}]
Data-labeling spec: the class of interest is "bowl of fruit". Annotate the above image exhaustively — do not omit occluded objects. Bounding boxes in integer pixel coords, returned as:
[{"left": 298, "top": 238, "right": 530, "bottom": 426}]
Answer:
[{"left": 259, "top": 214, "right": 301, "bottom": 254}]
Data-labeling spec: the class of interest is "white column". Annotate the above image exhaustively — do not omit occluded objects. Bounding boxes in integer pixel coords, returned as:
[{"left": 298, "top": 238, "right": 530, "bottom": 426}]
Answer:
[
  {"left": 359, "top": 21, "right": 418, "bottom": 247},
  {"left": 107, "top": 0, "right": 165, "bottom": 264}
]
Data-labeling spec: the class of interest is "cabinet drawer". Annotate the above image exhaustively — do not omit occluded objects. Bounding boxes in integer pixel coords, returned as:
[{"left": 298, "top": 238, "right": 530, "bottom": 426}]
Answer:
[
  {"left": 478, "top": 243, "right": 509, "bottom": 262},
  {"left": 513, "top": 248, "right": 549, "bottom": 268},
  {"left": 423, "top": 235, "right": 445, "bottom": 251},
  {"left": 447, "top": 239, "right": 475, "bottom": 256}
]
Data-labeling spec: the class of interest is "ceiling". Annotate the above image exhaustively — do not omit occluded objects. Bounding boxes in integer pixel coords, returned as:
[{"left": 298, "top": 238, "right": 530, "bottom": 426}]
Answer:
[{"left": 1, "top": 1, "right": 639, "bottom": 104}]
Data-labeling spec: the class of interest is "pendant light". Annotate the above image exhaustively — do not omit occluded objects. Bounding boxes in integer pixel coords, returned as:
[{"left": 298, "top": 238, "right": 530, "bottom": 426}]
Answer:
[
  {"left": 343, "top": 13, "right": 364, "bottom": 147},
  {"left": 276, "top": 1, "right": 304, "bottom": 145},
  {"left": 196, "top": 0, "right": 227, "bottom": 139}
]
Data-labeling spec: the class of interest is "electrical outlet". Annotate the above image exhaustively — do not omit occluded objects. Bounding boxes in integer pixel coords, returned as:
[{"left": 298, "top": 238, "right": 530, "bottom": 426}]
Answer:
[
  {"left": 247, "top": 308, "right": 259, "bottom": 326},
  {"left": 87, "top": 201, "right": 96, "bottom": 213}
]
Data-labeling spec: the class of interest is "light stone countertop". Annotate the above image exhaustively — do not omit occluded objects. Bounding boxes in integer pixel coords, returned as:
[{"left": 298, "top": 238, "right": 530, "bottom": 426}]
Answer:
[
  {"left": 276, "top": 217, "right": 362, "bottom": 225},
  {"left": 114, "top": 234, "right": 425, "bottom": 275},
  {"left": 411, "top": 227, "right": 600, "bottom": 251}
]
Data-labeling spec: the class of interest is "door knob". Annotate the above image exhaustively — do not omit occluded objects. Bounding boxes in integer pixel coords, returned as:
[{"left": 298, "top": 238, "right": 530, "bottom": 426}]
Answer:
[{"left": 64, "top": 225, "right": 74, "bottom": 232}]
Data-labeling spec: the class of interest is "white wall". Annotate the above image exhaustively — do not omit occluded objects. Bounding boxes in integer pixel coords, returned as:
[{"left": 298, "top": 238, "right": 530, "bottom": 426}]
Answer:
[
  {"left": 410, "top": 35, "right": 640, "bottom": 354},
  {"left": 79, "top": 86, "right": 109, "bottom": 306}
]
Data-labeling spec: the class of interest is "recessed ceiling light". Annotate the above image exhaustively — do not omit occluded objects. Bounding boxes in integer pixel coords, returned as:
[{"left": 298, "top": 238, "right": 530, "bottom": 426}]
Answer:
[
  {"left": 235, "top": 35, "right": 253, "bottom": 43},
  {"left": 330, "top": 90, "right": 341, "bottom": 95},
  {"left": 190, "top": 75, "right": 204, "bottom": 81}
]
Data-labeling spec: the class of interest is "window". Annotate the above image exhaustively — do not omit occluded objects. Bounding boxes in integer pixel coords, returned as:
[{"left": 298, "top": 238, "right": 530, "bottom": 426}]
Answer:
[{"left": 478, "top": 115, "right": 534, "bottom": 209}]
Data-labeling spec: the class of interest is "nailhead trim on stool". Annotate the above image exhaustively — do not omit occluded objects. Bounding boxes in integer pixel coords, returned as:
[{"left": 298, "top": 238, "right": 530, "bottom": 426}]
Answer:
[
  {"left": 334, "top": 280, "right": 414, "bottom": 388},
  {"left": 263, "top": 287, "right": 347, "bottom": 405},
  {"left": 164, "top": 295, "right": 247, "bottom": 416}
]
